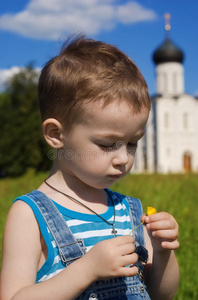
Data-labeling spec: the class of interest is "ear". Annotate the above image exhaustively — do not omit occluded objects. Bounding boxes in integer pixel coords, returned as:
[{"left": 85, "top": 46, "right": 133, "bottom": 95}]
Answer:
[{"left": 42, "top": 118, "right": 64, "bottom": 149}]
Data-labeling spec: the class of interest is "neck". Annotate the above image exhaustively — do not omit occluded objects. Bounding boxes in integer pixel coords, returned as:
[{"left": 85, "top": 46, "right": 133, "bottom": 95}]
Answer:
[
  {"left": 39, "top": 168, "right": 108, "bottom": 213},
  {"left": 44, "top": 166, "right": 107, "bottom": 205}
]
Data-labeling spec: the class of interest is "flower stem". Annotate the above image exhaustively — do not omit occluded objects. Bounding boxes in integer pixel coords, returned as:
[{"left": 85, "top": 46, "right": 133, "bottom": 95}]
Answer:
[{"left": 129, "top": 222, "right": 144, "bottom": 235}]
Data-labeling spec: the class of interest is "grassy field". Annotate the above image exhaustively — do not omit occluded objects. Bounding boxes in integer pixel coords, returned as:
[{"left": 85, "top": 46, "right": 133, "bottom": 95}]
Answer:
[{"left": 0, "top": 170, "right": 197, "bottom": 299}]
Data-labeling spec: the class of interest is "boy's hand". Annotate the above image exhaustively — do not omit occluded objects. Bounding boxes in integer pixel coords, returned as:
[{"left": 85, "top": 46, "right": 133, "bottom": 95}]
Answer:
[
  {"left": 142, "top": 212, "right": 179, "bottom": 252},
  {"left": 81, "top": 235, "right": 139, "bottom": 282}
]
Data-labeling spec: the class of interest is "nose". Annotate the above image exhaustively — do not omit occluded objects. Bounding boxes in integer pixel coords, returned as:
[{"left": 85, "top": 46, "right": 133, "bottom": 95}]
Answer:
[{"left": 112, "top": 144, "right": 129, "bottom": 167}]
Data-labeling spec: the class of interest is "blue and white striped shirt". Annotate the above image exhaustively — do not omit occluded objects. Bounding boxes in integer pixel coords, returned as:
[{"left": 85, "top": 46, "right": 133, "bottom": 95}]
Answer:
[{"left": 15, "top": 190, "right": 134, "bottom": 283}]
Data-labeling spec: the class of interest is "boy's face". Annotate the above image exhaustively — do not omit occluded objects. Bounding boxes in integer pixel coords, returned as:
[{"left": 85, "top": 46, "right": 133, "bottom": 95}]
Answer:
[{"left": 60, "top": 100, "right": 149, "bottom": 190}]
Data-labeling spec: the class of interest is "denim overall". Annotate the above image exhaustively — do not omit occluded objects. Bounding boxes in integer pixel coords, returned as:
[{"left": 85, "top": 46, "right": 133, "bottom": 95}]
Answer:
[{"left": 16, "top": 190, "right": 151, "bottom": 300}]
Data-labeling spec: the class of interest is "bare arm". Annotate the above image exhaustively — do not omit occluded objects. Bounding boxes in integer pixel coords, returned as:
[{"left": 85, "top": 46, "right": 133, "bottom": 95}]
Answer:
[
  {"left": 143, "top": 212, "right": 180, "bottom": 300},
  {"left": 0, "top": 201, "right": 139, "bottom": 300}
]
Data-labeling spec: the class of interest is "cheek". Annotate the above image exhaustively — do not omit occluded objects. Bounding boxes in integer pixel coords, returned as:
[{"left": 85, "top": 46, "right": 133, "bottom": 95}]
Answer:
[
  {"left": 126, "top": 155, "right": 136, "bottom": 170},
  {"left": 78, "top": 151, "right": 111, "bottom": 171}
]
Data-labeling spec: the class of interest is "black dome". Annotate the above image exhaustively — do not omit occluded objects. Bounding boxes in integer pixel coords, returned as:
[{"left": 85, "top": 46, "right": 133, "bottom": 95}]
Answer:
[{"left": 153, "top": 37, "right": 184, "bottom": 65}]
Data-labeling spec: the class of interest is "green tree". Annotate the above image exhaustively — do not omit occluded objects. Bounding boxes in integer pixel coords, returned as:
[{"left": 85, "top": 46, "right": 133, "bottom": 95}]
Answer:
[{"left": 0, "top": 65, "right": 52, "bottom": 176}]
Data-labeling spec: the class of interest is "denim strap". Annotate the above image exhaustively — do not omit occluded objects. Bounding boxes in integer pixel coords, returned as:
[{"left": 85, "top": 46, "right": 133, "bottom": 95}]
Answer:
[
  {"left": 109, "top": 191, "right": 148, "bottom": 265},
  {"left": 126, "top": 196, "right": 148, "bottom": 264},
  {"left": 25, "top": 190, "right": 86, "bottom": 266},
  {"left": 126, "top": 195, "right": 145, "bottom": 246}
]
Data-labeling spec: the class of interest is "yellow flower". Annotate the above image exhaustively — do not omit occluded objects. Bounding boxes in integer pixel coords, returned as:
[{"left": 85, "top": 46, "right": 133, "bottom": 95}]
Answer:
[
  {"left": 129, "top": 206, "right": 157, "bottom": 235},
  {"left": 147, "top": 206, "right": 157, "bottom": 216}
]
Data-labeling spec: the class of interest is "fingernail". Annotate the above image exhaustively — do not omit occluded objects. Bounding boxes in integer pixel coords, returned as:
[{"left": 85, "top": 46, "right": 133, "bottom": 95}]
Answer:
[
  {"left": 145, "top": 217, "right": 149, "bottom": 223},
  {"left": 146, "top": 224, "right": 150, "bottom": 230}
]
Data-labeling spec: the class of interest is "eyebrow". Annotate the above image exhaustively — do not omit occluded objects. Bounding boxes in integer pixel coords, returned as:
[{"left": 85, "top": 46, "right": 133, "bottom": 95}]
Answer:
[
  {"left": 94, "top": 133, "right": 123, "bottom": 139},
  {"left": 95, "top": 131, "right": 145, "bottom": 140}
]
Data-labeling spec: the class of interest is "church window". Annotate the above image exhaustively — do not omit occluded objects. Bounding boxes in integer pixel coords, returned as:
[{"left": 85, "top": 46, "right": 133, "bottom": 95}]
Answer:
[
  {"left": 164, "top": 113, "right": 169, "bottom": 129},
  {"left": 183, "top": 113, "right": 188, "bottom": 129},
  {"left": 173, "top": 73, "right": 177, "bottom": 92},
  {"left": 163, "top": 73, "right": 168, "bottom": 92}
]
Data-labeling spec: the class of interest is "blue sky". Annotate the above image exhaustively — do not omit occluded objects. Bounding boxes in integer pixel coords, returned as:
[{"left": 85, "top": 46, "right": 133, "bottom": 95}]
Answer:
[{"left": 0, "top": 0, "right": 198, "bottom": 96}]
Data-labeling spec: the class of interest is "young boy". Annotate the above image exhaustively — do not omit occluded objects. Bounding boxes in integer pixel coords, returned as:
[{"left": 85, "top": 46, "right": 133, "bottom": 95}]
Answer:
[{"left": 0, "top": 36, "right": 179, "bottom": 300}]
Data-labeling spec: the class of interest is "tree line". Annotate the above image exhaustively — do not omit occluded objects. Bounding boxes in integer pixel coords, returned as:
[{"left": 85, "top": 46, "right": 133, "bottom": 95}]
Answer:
[{"left": 0, "top": 65, "right": 52, "bottom": 177}]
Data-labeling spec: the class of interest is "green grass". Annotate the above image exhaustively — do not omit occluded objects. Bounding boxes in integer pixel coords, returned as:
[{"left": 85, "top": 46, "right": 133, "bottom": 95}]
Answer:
[{"left": 0, "top": 171, "right": 197, "bottom": 299}]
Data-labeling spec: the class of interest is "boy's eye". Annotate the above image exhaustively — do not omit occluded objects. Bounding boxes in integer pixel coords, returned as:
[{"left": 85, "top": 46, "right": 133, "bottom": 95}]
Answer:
[
  {"left": 128, "top": 142, "right": 138, "bottom": 148},
  {"left": 99, "top": 144, "right": 113, "bottom": 151},
  {"left": 99, "top": 142, "right": 138, "bottom": 152},
  {"left": 127, "top": 142, "right": 138, "bottom": 154}
]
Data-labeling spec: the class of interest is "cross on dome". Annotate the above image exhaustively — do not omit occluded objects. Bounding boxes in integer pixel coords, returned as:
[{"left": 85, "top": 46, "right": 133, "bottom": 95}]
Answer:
[{"left": 165, "top": 13, "right": 171, "bottom": 32}]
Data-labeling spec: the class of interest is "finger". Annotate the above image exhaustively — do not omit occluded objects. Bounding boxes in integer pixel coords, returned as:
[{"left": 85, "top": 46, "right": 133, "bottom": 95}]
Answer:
[
  {"left": 146, "top": 219, "right": 178, "bottom": 231},
  {"left": 120, "top": 265, "right": 139, "bottom": 277},
  {"left": 118, "top": 241, "right": 136, "bottom": 256},
  {"left": 145, "top": 212, "right": 176, "bottom": 224},
  {"left": 141, "top": 214, "right": 147, "bottom": 222},
  {"left": 161, "top": 240, "right": 180, "bottom": 250},
  {"left": 121, "top": 253, "right": 139, "bottom": 267},
  {"left": 114, "top": 235, "right": 135, "bottom": 245},
  {"left": 151, "top": 229, "right": 178, "bottom": 240}
]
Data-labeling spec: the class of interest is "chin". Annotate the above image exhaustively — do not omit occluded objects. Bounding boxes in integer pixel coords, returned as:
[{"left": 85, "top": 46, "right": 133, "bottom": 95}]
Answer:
[
  {"left": 81, "top": 176, "right": 121, "bottom": 190},
  {"left": 88, "top": 181, "right": 114, "bottom": 190},
  {"left": 99, "top": 180, "right": 119, "bottom": 189}
]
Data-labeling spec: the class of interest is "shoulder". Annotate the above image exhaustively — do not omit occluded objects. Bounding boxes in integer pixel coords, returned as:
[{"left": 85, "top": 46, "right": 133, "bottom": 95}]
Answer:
[
  {"left": 11, "top": 191, "right": 42, "bottom": 225},
  {"left": 2, "top": 195, "right": 42, "bottom": 258},
  {"left": 2, "top": 196, "right": 42, "bottom": 264},
  {"left": 4, "top": 198, "right": 41, "bottom": 243},
  {"left": 3, "top": 191, "right": 43, "bottom": 251}
]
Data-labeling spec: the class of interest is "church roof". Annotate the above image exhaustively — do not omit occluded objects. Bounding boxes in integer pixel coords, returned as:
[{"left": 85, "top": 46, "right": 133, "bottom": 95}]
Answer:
[{"left": 153, "top": 37, "right": 184, "bottom": 65}]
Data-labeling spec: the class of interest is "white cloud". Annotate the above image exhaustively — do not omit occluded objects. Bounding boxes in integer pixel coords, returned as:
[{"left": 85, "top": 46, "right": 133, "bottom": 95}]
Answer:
[
  {"left": 0, "top": 67, "right": 21, "bottom": 91},
  {"left": 0, "top": 0, "right": 157, "bottom": 40},
  {"left": 0, "top": 67, "right": 41, "bottom": 91},
  {"left": 116, "top": 2, "right": 156, "bottom": 24}
]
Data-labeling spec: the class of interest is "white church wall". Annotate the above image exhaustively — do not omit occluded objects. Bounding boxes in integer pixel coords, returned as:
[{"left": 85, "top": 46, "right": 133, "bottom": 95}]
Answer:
[
  {"left": 156, "top": 62, "right": 184, "bottom": 96},
  {"left": 132, "top": 107, "right": 155, "bottom": 173},
  {"left": 176, "top": 95, "right": 198, "bottom": 172},
  {"left": 145, "top": 108, "right": 155, "bottom": 173},
  {"left": 155, "top": 95, "right": 198, "bottom": 173},
  {"left": 131, "top": 93, "right": 198, "bottom": 174},
  {"left": 156, "top": 97, "right": 177, "bottom": 173},
  {"left": 131, "top": 136, "right": 145, "bottom": 173}
]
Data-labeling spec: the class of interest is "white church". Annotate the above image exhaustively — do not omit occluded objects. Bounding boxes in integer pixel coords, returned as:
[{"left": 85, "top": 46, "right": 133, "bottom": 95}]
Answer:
[{"left": 134, "top": 16, "right": 198, "bottom": 174}]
